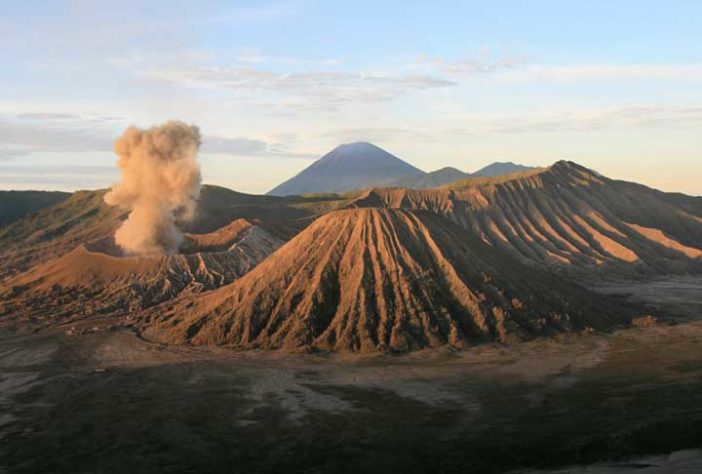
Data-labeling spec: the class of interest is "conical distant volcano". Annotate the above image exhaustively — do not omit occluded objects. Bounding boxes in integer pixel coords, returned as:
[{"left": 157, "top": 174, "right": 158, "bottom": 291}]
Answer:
[
  {"left": 267, "top": 142, "right": 424, "bottom": 196},
  {"left": 141, "top": 208, "right": 630, "bottom": 352}
]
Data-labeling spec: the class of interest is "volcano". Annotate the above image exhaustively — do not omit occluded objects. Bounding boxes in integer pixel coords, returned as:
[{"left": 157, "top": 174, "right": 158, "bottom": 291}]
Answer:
[
  {"left": 0, "top": 219, "right": 284, "bottom": 323},
  {"left": 140, "top": 208, "right": 632, "bottom": 352},
  {"left": 1, "top": 159, "right": 700, "bottom": 351},
  {"left": 267, "top": 142, "right": 424, "bottom": 196}
]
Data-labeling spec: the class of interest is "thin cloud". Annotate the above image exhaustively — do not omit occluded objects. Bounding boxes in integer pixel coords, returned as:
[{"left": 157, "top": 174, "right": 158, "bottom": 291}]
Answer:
[
  {"left": 170, "top": 1, "right": 301, "bottom": 26},
  {"left": 143, "top": 66, "right": 456, "bottom": 107},
  {"left": 1, "top": 113, "right": 304, "bottom": 159},
  {"left": 0, "top": 118, "right": 114, "bottom": 153},
  {"left": 0, "top": 164, "right": 115, "bottom": 174},
  {"left": 0, "top": 147, "right": 32, "bottom": 161},
  {"left": 202, "top": 136, "right": 268, "bottom": 155},
  {"left": 16, "top": 112, "right": 82, "bottom": 121},
  {"left": 203, "top": 135, "right": 316, "bottom": 159},
  {"left": 451, "top": 105, "right": 702, "bottom": 135},
  {"left": 413, "top": 54, "right": 702, "bottom": 83},
  {"left": 0, "top": 164, "right": 117, "bottom": 189},
  {"left": 322, "top": 127, "right": 434, "bottom": 143},
  {"left": 232, "top": 48, "right": 341, "bottom": 67},
  {"left": 414, "top": 54, "right": 528, "bottom": 75},
  {"left": 501, "top": 64, "right": 702, "bottom": 82}
]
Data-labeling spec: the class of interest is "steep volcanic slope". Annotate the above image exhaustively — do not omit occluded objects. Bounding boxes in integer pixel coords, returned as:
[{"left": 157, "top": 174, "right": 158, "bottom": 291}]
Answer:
[
  {"left": 350, "top": 162, "right": 702, "bottom": 276},
  {"left": 267, "top": 142, "right": 425, "bottom": 196},
  {"left": 0, "top": 219, "right": 285, "bottom": 323},
  {"left": 140, "top": 208, "right": 631, "bottom": 352},
  {"left": 0, "top": 190, "right": 71, "bottom": 227}
]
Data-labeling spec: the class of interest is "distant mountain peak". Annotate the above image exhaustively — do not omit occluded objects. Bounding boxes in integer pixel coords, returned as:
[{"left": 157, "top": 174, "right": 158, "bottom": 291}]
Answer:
[
  {"left": 267, "top": 142, "right": 424, "bottom": 196},
  {"left": 313, "top": 141, "right": 409, "bottom": 165},
  {"left": 471, "top": 161, "right": 534, "bottom": 177},
  {"left": 320, "top": 141, "right": 379, "bottom": 157},
  {"left": 388, "top": 166, "right": 469, "bottom": 189},
  {"left": 335, "top": 141, "right": 376, "bottom": 149},
  {"left": 434, "top": 166, "right": 464, "bottom": 173},
  {"left": 267, "top": 143, "right": 540, "bottom": 195},
  {"left": 491, "top": 160, "right": 518, "bottom": 166}
]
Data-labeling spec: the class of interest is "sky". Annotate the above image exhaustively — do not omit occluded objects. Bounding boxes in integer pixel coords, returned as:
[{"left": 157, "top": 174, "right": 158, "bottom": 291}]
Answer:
[{"left": 1, "top": 0, "right": 701, "bottom": 195}]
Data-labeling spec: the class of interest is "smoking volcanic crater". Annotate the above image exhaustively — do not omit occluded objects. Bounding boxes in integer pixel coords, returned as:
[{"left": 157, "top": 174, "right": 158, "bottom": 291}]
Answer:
[
  {"left": 1, "top": 123, "right": 701, "bottom": 353},
  {"left": 0, "top": 218, "right": 284, "bottom": 322}
]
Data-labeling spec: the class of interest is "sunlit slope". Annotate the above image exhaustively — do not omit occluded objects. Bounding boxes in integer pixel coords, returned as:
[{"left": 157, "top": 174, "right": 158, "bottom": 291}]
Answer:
[
  {"left": 141, "top": 208, "right": 632, "bottom": 352},
  {"left": 349, "top": 161, "right": 702, "bottom": 275}
]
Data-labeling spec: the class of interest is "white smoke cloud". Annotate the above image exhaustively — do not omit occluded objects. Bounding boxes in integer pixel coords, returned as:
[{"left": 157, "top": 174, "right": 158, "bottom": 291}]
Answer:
[{"left": 105, "top": 121, "right": 202, "bottom": 255}]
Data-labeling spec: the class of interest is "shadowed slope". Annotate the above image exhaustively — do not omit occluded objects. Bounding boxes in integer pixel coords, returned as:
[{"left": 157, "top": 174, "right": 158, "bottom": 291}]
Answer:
[
  {"left": 350, "top": 162, "right": 702, "bottom": 276},
  {"left": 140, "top": 208, "right": 631, "bottom": 352},
  {"left": 0, "top": 184, "right": 350, "bottom": 281},
  {"left": 0, "top": 190, "right": 71, "bottom": 227},
  {"left": 0, "top": 190, "right": 122, "bottom": 280}
]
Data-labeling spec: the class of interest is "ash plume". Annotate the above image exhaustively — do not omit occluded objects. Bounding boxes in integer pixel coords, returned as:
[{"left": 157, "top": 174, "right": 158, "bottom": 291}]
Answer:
[{"left": 105, "top": 121, "right": 202, "bottom": 255}]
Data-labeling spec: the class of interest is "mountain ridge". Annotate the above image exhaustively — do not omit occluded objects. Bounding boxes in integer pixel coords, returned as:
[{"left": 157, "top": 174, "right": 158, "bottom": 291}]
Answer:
[
  {"left": 267, "top": 141, "right": 535, "bottom": 194},
  {"left": 348, "top": 161, "right": 702, "bottom": 276}
]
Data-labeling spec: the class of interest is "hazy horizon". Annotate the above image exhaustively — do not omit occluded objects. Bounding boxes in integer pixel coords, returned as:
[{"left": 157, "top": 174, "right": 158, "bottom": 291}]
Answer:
[{"left": 1, "top": 0, "right": 701, "bottom": 195}]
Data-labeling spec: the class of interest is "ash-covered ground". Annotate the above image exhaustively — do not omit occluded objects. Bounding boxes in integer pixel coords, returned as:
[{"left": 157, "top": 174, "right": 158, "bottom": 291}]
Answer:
[{"left": 1, "top": 277, "right": 702, "bottom": 474}]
